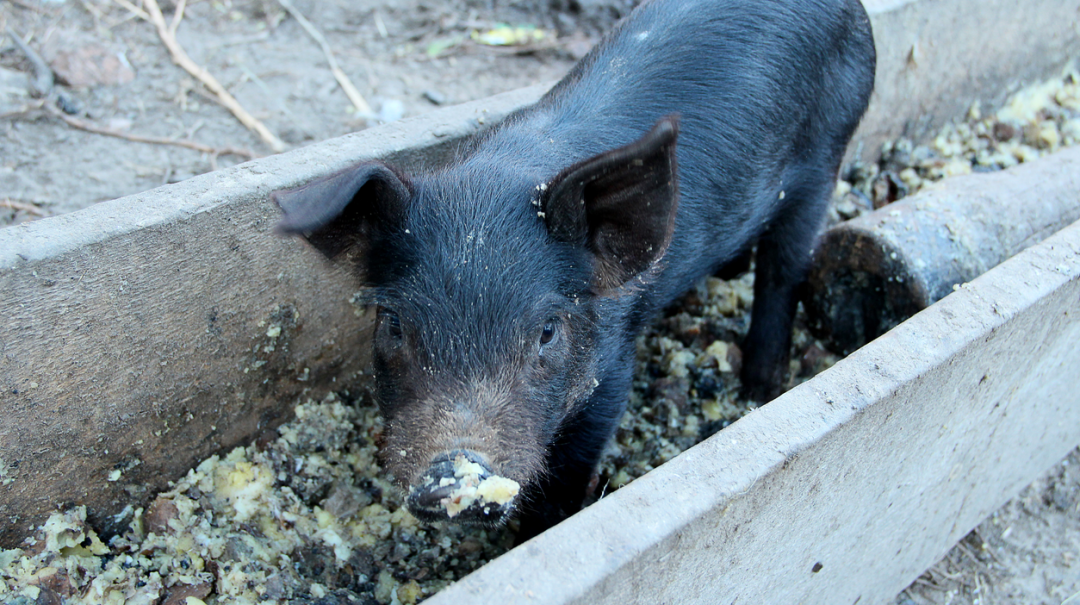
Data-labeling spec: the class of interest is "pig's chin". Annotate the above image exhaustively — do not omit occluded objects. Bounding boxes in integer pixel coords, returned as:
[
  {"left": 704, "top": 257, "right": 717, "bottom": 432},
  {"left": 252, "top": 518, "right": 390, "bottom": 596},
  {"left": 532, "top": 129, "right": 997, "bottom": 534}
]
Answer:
[
  {"left": 401, "top": 450, "right": 523, "bottom": 527},
  {"left": 406, "top": 491, "right": 516, "bottom": 527}
]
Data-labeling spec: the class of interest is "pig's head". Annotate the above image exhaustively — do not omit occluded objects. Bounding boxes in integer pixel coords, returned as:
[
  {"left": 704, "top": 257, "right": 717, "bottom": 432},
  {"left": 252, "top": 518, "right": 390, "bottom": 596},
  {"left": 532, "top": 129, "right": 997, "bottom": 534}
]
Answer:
[{"left": 273, "top": 117, "right": 679, "bottom": 525}]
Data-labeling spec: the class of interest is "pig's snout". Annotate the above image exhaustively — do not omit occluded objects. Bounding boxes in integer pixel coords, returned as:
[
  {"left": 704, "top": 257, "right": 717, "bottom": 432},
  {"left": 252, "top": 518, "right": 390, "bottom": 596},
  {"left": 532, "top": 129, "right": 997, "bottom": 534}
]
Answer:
[{"left": 406, "top": 450, "right": 521, "bottom": 525}]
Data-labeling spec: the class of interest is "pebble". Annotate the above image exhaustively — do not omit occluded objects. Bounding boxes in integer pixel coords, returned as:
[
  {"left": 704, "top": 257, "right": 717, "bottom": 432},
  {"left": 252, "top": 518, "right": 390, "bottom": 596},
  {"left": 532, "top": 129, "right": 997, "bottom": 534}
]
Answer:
[
  {"left": 378, "top": 99, "right": 406, "bottom": 123},
  {"left": 422, "top": 89, "right": 447, "bottom": 106}
]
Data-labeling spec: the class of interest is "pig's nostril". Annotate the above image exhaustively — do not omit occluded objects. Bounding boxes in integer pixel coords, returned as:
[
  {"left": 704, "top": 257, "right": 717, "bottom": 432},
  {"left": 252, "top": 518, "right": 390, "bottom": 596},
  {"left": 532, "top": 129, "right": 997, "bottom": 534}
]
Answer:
[
  {"left": 405, "top": 450, "right": 520, "bottom": 525},
  {"left": 410, "top": 482, "right": 456, "bottom": 509}
]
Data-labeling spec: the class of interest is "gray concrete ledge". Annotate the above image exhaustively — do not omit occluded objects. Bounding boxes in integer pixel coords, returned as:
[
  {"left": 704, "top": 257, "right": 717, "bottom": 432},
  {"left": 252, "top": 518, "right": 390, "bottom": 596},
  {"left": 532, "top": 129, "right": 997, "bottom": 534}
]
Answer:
[
  {"left": 1, "top": 0, "right": 1078, "bottom": 549},
  {"left": 430, "top": 216, "right": 1080, "bottom": 605}
]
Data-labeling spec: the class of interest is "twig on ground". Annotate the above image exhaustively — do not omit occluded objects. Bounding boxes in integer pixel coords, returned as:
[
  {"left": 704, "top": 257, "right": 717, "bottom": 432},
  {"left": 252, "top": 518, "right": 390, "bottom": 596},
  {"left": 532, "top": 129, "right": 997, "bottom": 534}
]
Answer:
[
  {"left": 0, "top": 99, "right": 46, "bottom": 118},
  {"left": 373, "top": 11, "right": 388, "bottom": 39},
  {"left": 168, "top": 0, "right": 187, "bottom": 38},
  {"left": 1, "top": 198, "right": 48, "bottom": 217},
  {"left": 45, "top": 104, "right": 257, "bottom": 161},
  {"left": 276, "top": 0, "right": 372, "bottom": 116},
  {"left": 928, "top": 558, "right": 964, "bottom": 582},
  {"left": 912, "top": 577, "right": 946, "bottom": 591},
  {"left": 955, "top": 540, "right": 993, "bottom": 573},
  {"left": 5, "top": 27, "right": 55, "bottom": 96},
  {"left": 109, "top": 0, "right": 150, "bottom": 24},
  {"left": 971, "top": 526, "right": 1003, "bottom": 565},
  {"left": 79, "top": 0, "right": 106, "bottom": 30},
  {"left": 6, "top": 0, "right": 53, "bottom": 14},
  {"left": 120, "top": 0, "right": 286, "bottom": 152}
]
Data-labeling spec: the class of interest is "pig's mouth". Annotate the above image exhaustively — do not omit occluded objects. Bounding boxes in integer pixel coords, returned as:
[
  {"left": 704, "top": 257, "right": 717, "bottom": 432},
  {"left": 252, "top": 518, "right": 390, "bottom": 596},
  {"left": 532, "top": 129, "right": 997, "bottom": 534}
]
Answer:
[{"left": 405, "top": 450, "right": 521, "bottom": 525}]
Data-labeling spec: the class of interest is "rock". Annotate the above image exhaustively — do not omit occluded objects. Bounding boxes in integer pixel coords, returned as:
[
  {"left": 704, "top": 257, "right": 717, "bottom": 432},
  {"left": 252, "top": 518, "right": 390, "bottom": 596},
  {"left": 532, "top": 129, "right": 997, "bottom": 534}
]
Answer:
[
  {"left": 377, "top": 99, "right": 405, "bottom": 123},
  {"left": 50, "top": 44, "right": 135, "bottom": 89},
  {"left": 160, "top": 581, "right": 212, "bottom": 605},
  {"left": 144, "top": 497, "right": 179, "bottom": 535},
  {"left": 421, "top": 89, "right": 446, "bottom": 105}
]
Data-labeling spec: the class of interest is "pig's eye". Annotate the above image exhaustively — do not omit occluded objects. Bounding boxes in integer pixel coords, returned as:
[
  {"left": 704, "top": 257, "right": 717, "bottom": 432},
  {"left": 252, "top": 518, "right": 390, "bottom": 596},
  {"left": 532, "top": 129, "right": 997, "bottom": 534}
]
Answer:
[
  {"left": 377, "top": 306, "right": 403, "bottom": 339},
  {"left": 539, "top": 319, "right": 558, "bottom": 348}
]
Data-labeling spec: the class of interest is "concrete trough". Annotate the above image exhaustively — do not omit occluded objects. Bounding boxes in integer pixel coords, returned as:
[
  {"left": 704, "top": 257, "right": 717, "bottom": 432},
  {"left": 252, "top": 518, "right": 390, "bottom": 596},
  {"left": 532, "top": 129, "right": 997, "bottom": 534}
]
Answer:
[
  {"left": 428, "top": 214, "right": 1080, "bottom": 605},
  {"left": 1, "top": 0, "right": 1079, "bottom": 599}
]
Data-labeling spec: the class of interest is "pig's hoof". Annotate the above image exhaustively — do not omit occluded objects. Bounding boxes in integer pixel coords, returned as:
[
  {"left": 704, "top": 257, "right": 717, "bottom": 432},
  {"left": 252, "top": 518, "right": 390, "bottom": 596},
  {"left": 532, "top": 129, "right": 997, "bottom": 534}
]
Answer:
[{"left": 406, "top": 450, "right": 521, "bottom": 525}]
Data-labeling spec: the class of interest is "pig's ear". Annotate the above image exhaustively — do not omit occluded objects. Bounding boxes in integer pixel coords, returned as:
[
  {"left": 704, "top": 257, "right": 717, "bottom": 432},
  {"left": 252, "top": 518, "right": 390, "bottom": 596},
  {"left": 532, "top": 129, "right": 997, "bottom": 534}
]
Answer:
[
  {"left": 273, "top": 161, "right": 411, "bottom": 261},
  {"left": 543, "top": 116, "right": 680, "bottom": 292}
]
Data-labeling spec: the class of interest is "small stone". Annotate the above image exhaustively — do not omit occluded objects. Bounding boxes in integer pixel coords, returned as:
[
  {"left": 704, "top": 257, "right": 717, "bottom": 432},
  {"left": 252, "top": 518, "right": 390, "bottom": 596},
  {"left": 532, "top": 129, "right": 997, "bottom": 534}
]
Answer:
[
  {"left": 992, "top": 121, "right": 1018, "bottom": 141},
  {"left": 50, "top": 44, "right": 135, "bottom": 89},
  {"left": 378, "top": 99, "right": 405, "bottom": 123},
  {"left": 160, "top": 582, "right": 212, "bottom": 605},
  {"left": 145, "top": 497, "right": 179, "bottom": 535},
  {"left": 422, "top": 89, "right": 447, "bottom": 105}
]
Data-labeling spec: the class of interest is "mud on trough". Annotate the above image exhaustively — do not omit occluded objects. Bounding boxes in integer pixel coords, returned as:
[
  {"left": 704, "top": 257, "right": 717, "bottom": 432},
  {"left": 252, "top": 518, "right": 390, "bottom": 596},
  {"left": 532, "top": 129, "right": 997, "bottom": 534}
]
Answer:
[{"left": 1, "top": 0, "right": 1080, "bottom": 603}]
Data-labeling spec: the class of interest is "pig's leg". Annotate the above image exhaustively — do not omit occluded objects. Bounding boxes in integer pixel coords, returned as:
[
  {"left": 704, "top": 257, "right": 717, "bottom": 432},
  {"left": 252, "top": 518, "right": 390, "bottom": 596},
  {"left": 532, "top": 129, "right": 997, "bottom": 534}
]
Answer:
[
  {"left": 740, "top": 174, "right": 833, "bottom": 402},
  {"left": 516, "top": 361, "right": 631, "bottom": 540}
]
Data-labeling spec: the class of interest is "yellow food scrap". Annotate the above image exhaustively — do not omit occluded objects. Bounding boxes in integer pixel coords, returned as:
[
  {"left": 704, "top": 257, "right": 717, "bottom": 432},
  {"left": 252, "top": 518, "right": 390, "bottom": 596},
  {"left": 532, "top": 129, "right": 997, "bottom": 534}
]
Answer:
[
  {"left": 470, "top": 25, "right": 550, "bottom": 46},
  {"left": 397, "top": 579, "right": 424, "bottom": 604},
  {"left": 452, "top": 455, "right": 486, "bottom": 478},
  {"left": 475, "top": 476, "right": 520, "bottom": 505},
  {"left": 701, "top": 340, "right": 733, "bottom": 372},
  {"left": 441, "top": 455, "right": 520, "bottom": 517}
]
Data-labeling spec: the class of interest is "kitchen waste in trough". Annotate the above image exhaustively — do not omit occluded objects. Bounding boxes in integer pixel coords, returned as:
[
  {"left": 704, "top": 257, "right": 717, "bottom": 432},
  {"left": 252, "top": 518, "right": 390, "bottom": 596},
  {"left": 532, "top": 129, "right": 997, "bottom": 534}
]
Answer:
[{"left": 3, "top": 19, "right": 1079, "bottom": 605}]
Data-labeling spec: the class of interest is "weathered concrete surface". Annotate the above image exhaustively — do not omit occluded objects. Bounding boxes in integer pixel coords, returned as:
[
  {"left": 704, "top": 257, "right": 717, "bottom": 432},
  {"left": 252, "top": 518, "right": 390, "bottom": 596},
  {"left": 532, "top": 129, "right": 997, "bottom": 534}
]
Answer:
[
  {"left": 0, "top": 84, "right": 547, "bottom": 547},
  {"left": 807, "top": 145, "right": 1080, "bottom": 354},
  {"left": 1, "top": 0, "right": 1079, "bottom": 549},
  {"left": 429, "top": 218, "right": 1080, "bottom": 605}
]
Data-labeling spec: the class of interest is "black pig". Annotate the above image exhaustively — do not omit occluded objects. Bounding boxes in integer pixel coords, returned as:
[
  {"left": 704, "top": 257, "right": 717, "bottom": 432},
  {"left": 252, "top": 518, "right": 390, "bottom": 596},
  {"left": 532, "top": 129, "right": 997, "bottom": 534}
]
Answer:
[{"left": 274, "top": 0, "right": 875, "bottom": 535}]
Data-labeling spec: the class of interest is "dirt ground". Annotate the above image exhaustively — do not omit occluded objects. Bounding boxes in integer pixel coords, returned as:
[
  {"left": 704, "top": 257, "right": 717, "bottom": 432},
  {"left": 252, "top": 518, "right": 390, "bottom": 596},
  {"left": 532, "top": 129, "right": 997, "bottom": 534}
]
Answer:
[
  {"left": 891, "top": 448, "right": 1080, "bottom": 605},
  {"left": 0, "top": 0, "right": 631, "bottom": 224},
  {"left": 1, "top": 0, "right": 1077, "bottom": 603}
]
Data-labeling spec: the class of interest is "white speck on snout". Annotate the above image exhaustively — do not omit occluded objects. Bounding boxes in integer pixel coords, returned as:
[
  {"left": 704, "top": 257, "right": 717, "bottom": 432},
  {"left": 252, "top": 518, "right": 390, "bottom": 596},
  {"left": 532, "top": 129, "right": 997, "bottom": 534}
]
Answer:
[
  {"left": 636, "top": 30, "right": 649, "bottom": 41},
  {"left": 778, "top": 190, "right": 786, "bottom": 200},
  {"left": 399, "top": 450, "right": 408, "bottom": 457}
]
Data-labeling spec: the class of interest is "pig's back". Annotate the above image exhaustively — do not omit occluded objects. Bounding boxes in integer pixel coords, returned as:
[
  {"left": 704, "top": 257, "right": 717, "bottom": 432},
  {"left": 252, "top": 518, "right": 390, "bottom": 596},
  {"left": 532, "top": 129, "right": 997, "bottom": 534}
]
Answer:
[{"left": 484, "top": 0, "right": 875, "bottom": 315}]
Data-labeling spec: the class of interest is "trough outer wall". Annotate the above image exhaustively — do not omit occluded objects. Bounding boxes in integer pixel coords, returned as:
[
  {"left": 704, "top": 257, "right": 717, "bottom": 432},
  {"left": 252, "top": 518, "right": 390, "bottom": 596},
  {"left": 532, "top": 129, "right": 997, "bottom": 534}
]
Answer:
[
  {"left": 1, "top": 0, "right": 1079, "bottom": 549},
  {"left": 0, "top": 85, "right": 549, "bottom": 545},
  {"left": 429, "top": 219, "right": 1080, "bottom": 604}
]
